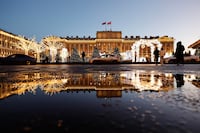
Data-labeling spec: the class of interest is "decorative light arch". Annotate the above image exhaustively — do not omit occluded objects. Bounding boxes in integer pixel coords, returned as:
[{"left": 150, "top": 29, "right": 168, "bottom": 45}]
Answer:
[{"left": 131, "top": 39, "right": 162, "bottom": 62}]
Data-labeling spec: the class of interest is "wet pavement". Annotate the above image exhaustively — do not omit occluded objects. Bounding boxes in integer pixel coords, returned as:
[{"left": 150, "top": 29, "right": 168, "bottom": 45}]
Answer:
[{"left": 0, "top": 64, "right": 199, "bottom": 133}]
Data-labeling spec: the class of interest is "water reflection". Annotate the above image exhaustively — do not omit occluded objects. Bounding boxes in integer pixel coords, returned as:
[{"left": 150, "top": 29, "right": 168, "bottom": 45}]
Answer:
[
  {"left": 1, "top": 68, "right": 200, "bottom": 133},
  {"left": 0, "top": 70, "right": 199, "bottom": 100},
  {"left": 174, "top": 74, "right": 184, "bottom": 87}
]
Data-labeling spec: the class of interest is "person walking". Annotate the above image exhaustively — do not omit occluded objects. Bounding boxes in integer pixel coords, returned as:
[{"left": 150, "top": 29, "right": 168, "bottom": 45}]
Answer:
[
  {"left": 81, "top": 51, "right": 86, "bottom": 62},
  {"left": 160, "top": 47, "right": 165, "bottom": 65},
  {"left": 175, "top": 41, "right": 185, "bottom": 65},
  {"left": 153, "top": 47, "right": 160, "bottom": 65}
]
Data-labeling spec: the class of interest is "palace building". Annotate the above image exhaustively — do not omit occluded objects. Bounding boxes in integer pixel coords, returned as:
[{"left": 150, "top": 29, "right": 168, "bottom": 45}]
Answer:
[
  {"left": 0, "top": 29, "right": 34, "bottom": 57},
  {"left": 43, "top": 31, "right": 174, "bottom": 62},
  {"left": 0, "top": 29, "right": 174, "bottom": 62}
]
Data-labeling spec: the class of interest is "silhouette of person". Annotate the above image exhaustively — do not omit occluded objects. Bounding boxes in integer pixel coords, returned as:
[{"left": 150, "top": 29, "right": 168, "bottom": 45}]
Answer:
[
  {"left": 56, "top": 54, "right": 61, "bottom": 63},
  {"left": 175, "top": 41, "right": 185, "bottom": 65},
  {"left": 68, "top": 56, "right": 71, "bottom": 62},
  {"left": 153, "top": 47, "right": 159, "bottom": 65},
  {"left": 160, "top": 47, "right": 165, "bottom": 65},
  {"left": 174, "top": 74, "right": 184, "bottom": 87},
  {"left": 45, "top": 56, "right": 49, "bottom": 63},
  {"left": 81, "top": 51, "right": 86, "bottom": 62}
]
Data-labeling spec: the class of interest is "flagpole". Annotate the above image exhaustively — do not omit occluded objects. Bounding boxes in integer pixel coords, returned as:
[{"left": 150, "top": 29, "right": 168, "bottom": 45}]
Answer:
[
  {"left": 109, "top": 24, "right": 111, "bottom": 31},
  {"left": 102, "top": 22, "right": 107, "bottom": 31},
  {"left": 107, "top": 21, "right": 112, "bottom": 31}
]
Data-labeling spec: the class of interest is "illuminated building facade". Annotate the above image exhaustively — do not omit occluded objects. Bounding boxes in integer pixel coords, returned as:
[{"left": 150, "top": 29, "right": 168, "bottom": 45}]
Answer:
[
  {"left": 43, "top": 31, "right": 174, "bottom": 62},
  {"left": 0, "top": 29, "right": 174, "bottom": 62},
  {"left": 0, "top": 29, "right": 34, "bottom": 57}
]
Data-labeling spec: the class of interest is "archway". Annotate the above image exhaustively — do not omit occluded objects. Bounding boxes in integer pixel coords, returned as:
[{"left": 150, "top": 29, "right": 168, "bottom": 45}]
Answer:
[{"left": 131, "top": 39, "right": 162, "bottom": 62}]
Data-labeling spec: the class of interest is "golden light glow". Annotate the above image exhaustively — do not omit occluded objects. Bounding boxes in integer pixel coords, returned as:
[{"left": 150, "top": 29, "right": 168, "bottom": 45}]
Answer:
[{"left": 1, "top": 70, "right": 198, "bottom": 99}]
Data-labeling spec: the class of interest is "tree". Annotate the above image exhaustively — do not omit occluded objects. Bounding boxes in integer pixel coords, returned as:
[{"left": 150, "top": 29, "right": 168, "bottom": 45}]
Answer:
[
  {"left": 31, "top": 39, "right": 46, "bottom": 63},
  {"left": 70, "top": 48, "right": 82, "bottom": 62},
  {"left": 60, "top": 48, "right": 69, "bottom": 63},
  {"left": 13, "top": 36, "right": 33, "bottom": 55},
  {"left": 44, "top": 41, "right": 63, "bottom": 63},
  {"left": 112, "top": 47, "right": 121, "bottom": 58},
  {"left": 92, "top": 47, "right": 100, "bottom": 58}
]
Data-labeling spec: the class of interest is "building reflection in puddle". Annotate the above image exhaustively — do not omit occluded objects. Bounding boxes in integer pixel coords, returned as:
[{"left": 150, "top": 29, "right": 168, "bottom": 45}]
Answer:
[{"left": 0, "top": 71, "right": 199, "bottom": 99}]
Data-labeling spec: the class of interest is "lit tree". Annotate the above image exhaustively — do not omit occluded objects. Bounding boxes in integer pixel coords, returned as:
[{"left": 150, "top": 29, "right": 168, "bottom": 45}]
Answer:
[
  {"left": 60, "top": 48, "right": 69, "bottom": 62},
  {"left": 13, "top": 35, "right": 33, "bottom": 55},
  {"left": 44, "top": 41, "right": 63, "bottom": 63},
  {"left": 31, "top": 40, "right": 46, "bottom": 63}
]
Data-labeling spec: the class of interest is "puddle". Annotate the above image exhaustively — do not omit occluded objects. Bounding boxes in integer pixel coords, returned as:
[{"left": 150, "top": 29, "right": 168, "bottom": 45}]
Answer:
[{"left": 0, "top": 65, "right": 199, "bottom": 133}]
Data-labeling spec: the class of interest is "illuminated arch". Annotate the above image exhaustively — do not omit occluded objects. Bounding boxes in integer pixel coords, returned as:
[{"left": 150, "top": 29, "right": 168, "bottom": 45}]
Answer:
[{"left": 131, "top": 39, "right": 162, "bottom": 62}]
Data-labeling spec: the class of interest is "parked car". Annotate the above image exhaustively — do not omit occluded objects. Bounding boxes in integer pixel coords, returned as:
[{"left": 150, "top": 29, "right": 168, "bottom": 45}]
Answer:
[
  {"left": 164, "top": 54, "right": 199, "bottom": 63},
  {"left": 0, "top": 54, "right": 37, "bottom": 65},
  {"left": 89, "top": 54, "right": 120, "bottom": 64}
]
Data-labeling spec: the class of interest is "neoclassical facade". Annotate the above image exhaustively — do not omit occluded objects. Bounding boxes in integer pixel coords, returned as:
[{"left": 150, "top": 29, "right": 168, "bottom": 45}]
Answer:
[
  {"left": 0, "top": 29, "right": 174, "bottom": 62},
  {"left": 0, "top": 29, "right": 34, "bottom": 57},
  {"left": 43, "top": 31, "right": 174, "bottom": 62}
]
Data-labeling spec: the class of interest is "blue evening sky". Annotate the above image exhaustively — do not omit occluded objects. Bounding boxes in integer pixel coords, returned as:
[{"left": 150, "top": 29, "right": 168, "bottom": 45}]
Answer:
[{"left": 1, "top": 0, "right": 200, "bottom": 48}]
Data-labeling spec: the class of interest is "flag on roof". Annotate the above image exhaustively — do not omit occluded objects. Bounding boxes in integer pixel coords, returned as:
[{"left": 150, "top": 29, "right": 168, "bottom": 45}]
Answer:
[
  {"left": 107, "top": 21, "right": 111, "bottom": 25},
  {"left": 102, "top": 22, "right": 106, "bottom": 25}
]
